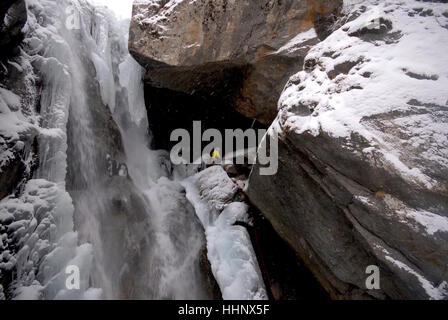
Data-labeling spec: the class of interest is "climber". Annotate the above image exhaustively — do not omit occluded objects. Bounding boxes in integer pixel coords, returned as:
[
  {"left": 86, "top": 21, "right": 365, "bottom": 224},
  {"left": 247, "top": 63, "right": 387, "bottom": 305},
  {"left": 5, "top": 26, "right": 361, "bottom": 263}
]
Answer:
[
  {"left": 118, "top": 163, "right": 129, "bottom": 178},
  {"left": 106, "top": 154, "right": 129, "bottom": 178}
]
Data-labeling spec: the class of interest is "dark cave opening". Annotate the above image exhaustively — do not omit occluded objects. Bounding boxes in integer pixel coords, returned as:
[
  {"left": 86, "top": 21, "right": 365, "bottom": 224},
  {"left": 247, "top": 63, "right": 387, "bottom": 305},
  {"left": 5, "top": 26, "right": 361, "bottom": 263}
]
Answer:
[{"left": 144, "top": 84, "right": 266, "bottom": 152}]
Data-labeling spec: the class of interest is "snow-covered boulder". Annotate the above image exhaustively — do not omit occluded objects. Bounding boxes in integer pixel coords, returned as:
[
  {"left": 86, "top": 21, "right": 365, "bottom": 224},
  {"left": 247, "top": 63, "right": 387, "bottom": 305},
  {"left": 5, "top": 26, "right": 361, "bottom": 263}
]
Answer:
[{"left": 248, "top": 0, "right": 448, "bottom": 299}]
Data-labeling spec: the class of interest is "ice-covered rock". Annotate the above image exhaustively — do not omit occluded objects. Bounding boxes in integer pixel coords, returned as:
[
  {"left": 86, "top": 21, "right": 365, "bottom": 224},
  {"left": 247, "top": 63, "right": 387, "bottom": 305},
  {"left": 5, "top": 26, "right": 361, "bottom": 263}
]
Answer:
[
  {"left": 182, "top": 166, "right": 267, "bottom": 300},
  {"left": 194, "top": 165, "right": 239, "bottom": 214},
  {"left": 248, "top": 0, "right": 448, "bottom": 299},
  {"left": 1, "top": 0, "right": 225, "bottom": 300},
  {"left": 0, "top": 179, "right": 99, "bottom": 300},
  {"left": 0, "top": 85, "right": 38, "bottom": 200},
  {"left": 0, "top": 0, "right": 38, "bottom": 202},
  {"left": 0, "top": 0, "right": 105, "bottom": 299}
]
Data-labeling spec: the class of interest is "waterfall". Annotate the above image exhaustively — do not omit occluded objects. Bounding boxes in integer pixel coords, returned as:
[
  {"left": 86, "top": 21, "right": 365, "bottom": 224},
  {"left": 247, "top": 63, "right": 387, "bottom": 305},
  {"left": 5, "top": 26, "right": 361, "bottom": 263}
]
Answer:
[
  {"left": 1, "top": 0, "right": 267, "bottom": 301},
  {"left": 0, "top": 0, "right": 212, "bottom": 300}
]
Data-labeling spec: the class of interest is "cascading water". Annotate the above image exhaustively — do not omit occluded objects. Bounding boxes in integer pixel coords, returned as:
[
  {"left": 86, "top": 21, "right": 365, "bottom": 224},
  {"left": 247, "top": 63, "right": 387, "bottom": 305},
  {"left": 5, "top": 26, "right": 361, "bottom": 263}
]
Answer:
[
  {"left": 55, "top": 0, "right": 213, "bottom": 299},
  {"left": 1, "top": 0, "right": 266, "bottom": 300},
  {"left": 0, "top": 0, "right": 213, "bottom": 300}
]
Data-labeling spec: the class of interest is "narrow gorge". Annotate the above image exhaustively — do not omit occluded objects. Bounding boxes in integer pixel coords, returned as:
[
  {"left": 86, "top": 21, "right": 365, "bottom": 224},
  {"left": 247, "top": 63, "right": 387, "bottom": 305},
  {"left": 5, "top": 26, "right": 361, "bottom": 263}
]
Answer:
[{"left": 1, "top": 0, "right": 447, "bottom": 301}]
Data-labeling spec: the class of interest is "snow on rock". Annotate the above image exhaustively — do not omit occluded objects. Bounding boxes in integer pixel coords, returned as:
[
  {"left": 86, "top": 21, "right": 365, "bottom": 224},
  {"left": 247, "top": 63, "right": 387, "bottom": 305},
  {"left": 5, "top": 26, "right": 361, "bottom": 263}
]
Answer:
[
  {"left": 278, "top": 0, "right": 448, "bottom": 192},
  {"left": 194, "top": 166, "right": 239, "bottom": 214},
  {"left": 369, "top": 240, "right": 448, "bottom": 300},
  {"left": 0, "top": 87, "right": 37, "bottom": 168},
  {"left": 275, "top": 28, "right": 319, "bottom": 55},
  {"left": 275, "top": 0, "right": 448, "bottom": 234},
  {"left": 0, "top": 179, "right": 99, "bottom": 300},
  {"left": 182, "top": 166, "right": 267, "bottom": 300},
  {"left": 133, "top": 0, "right": 183, "bottom": 27},
  {"left": 248, "top": 0, "right": 448, "bottom": 299},
  {"left": 0, "top": 0, "right": 112, "bottom": 299},
  {"left": 0, "top": 49, "right": 40, "bottom": 200},
  {"left": 206, "top": 202, "right": 267, "bottom": 300}
]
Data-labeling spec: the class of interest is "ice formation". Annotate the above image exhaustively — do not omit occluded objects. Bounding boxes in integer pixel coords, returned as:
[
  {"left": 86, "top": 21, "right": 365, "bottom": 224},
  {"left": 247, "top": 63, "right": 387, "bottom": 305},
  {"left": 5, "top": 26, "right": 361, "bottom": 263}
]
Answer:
[{"left": 1, "top": 0, "right": 267, "bottom": 300}]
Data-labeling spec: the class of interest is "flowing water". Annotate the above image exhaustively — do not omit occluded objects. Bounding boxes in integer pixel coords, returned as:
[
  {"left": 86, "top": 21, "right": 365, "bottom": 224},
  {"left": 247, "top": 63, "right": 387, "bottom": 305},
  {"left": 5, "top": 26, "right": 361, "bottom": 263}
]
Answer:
[
  {"left": 13, "top": 0, "right": 211, "bottom": 299},
  {"left": 0, "top": 0, "right": 268, "bottom": 301}
]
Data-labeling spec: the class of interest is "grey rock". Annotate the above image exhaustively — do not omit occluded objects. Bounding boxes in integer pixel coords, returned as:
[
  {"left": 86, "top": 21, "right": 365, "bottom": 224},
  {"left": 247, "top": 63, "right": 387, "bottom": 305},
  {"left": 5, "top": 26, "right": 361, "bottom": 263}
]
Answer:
[
  {"left": 248, "top": 130, "right": 448, "bottom": 299},
  {"left": 248, "top": 2, "right": 448, "bottom": 300},
  {"left": 130, "top": 0, "right": 342, "bottom": 124}
]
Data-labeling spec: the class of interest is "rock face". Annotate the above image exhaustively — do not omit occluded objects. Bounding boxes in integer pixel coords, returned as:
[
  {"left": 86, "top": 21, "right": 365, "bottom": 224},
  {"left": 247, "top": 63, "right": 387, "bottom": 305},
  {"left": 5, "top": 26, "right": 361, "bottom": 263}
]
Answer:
[
  {"left": 0, "top": 0, "right": 27, "bottom": 59},
  {"left": 0, "top": 0, "right": 34, "bottom": 202},
  {"left": 130, "top": 0, "right": 342, "bottom": 124},
  {"left": 248, "top": 1, "right": 448, "bottom": 299},
  {"left": 130, "top": 0, "right": 448, "bottom": 300}
]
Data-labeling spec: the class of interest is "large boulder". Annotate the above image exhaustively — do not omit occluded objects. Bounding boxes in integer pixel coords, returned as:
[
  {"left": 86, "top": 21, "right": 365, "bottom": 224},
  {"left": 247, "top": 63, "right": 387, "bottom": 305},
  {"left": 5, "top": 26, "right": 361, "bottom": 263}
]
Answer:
[
  {"left": 129, "top": 0, "right": 342, "bottom": 124},
  {"left": 248, "top": 1, "right": 448, "bottom": 299}
]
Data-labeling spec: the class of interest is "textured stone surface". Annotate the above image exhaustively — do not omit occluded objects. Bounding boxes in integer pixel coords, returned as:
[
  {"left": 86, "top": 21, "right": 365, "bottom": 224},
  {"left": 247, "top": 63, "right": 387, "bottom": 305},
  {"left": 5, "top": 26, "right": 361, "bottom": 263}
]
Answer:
[
  {"left": 0, "top": 0, "right": 27, "bottom": 59},
  {"left": 125, "top": 0, "right": 448, "bottom": 300},
  {"left": 248, "top": 1, "right": 448, "bottom": 300},
  {"left": 0, "top": 0, "right": 35, "bottom": 202},
  {"left": 130, "top": 0, "right": 342, "bottom": 124}
]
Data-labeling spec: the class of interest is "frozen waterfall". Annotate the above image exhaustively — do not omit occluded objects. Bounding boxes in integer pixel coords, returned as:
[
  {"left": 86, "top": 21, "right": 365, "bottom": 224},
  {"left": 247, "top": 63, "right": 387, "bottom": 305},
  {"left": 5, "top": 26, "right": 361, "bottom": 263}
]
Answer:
[{"left": 0, "top": 0, "right": 266, "bottom": 300}]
